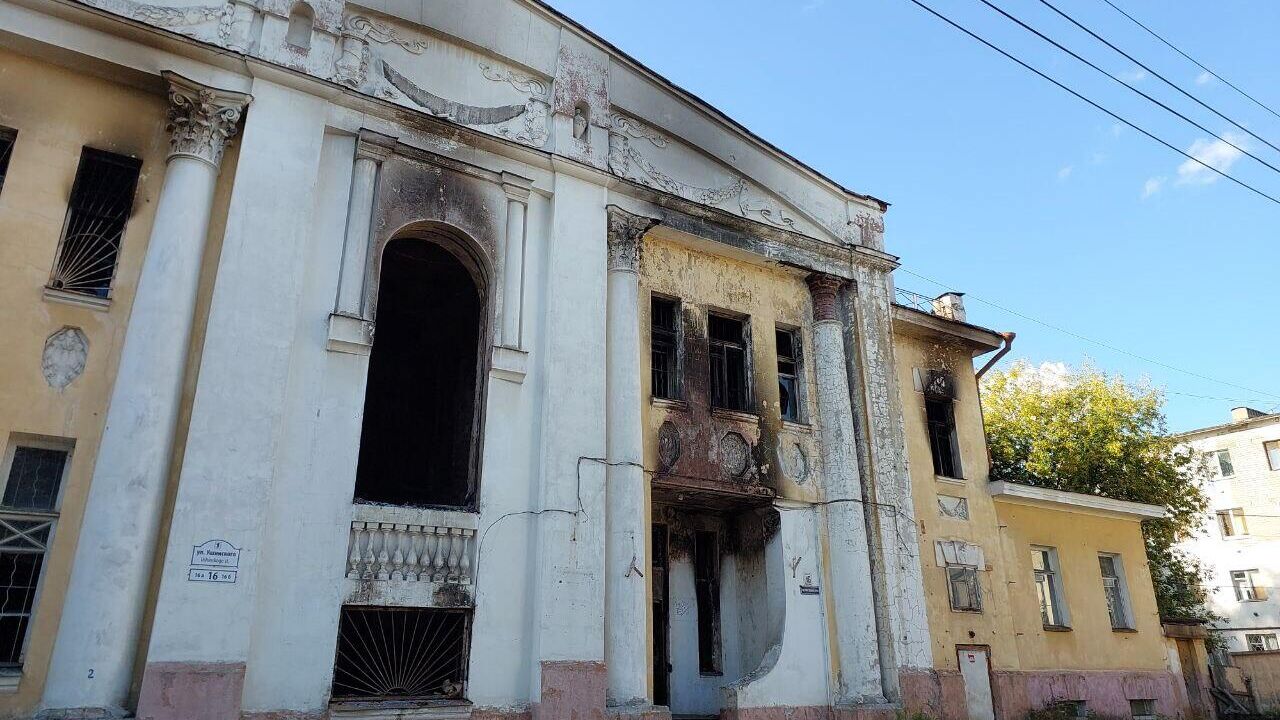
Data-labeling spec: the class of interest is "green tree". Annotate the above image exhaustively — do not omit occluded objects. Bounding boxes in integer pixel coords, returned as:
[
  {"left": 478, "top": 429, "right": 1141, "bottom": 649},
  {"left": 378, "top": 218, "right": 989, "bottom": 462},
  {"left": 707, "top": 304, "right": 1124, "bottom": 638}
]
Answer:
[{"left": 980, "top": 360, "right": 1214, "bottom": 620}]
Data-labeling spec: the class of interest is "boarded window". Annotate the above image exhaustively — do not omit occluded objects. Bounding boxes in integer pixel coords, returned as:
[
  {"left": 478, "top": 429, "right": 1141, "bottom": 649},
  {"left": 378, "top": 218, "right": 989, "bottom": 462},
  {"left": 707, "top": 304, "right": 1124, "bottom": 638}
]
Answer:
[
  {"left": 693, "top": 530, "right": 721, "bottom": 675},
  {"left": 49, "top": 148, "right": 142, "bottom": 299},
  {"left": 0, "top": 128, "right": 15, "bottom": 195},
  {"left": 651, "top": 296, "right": 679, "bottom": 400},
  {"left": 331, "top": 606, "right": 469, "bottom": 700},
  {"left": 926, "top": 399, "right": 961, "bottom": 479},
  {"left": 708, "top": 314, "right": 749, "bottom": 412},
  {"left": 776, "top": 328, "right": 801, "bottom": 422}
]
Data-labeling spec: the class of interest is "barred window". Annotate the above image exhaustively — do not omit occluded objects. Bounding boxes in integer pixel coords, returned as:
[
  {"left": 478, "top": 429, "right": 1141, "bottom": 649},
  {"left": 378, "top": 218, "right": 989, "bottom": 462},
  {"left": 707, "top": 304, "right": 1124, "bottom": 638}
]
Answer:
[
  {"left": 48, "top": 148, "right": 142, "bottom": 299},
  {"left": 651, "top": 296, "right": 680, "bottom": 400},
  {"left": 0, "top": 128, "right": 16, "bottom": 195},
  {"left": 0, "top": 439, "right": 71, "bottom": 669},
  {"left": 1246, "top": 633, "right": 1279, "bottom": 652},
  {"left": 331, "top": 606, "right": 470, "bottom": 701},
  {"left": 709, "top": 314, "right": 750, "bottom": 412}
]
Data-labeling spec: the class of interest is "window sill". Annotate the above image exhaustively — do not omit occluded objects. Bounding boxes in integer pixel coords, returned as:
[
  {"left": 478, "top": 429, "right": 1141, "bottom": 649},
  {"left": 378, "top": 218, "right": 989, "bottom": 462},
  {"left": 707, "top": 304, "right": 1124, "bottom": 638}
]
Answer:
[
  {"left": 1043, "top": 624, "right": 1073, "bottom": 633},
  {"left": 651, "top": 397, "right": 687, "bottom": 411},
  {"left": 949, "top": 608, "right": 983, "bottom": 615},
  {"left": 0, "top": 670, "right": 19, "bottom": 694},
  {"left": 936, "top": 475, "right": 966, "bottom": 486},
  {"left": 712, "top": 407, "right": 758, "bottom": 423},
  {"left": 1112, "top": 627, "right": 1138, "bottom": 634},
  {"left": 781, "top": 419, "right": 812, "bottom": 433},
  {"left": 43, "top": 286, "right": 111, "bottom": 311}
]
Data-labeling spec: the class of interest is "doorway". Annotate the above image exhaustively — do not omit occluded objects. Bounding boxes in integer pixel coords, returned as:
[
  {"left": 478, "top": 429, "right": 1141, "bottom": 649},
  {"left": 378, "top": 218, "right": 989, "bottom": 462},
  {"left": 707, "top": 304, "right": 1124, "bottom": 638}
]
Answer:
[
  {"left": 957, "top": 645, "right": 995, "bottom": 720},
  {"left": 652, "top": 524, "right": 670, "bottom": 707}
]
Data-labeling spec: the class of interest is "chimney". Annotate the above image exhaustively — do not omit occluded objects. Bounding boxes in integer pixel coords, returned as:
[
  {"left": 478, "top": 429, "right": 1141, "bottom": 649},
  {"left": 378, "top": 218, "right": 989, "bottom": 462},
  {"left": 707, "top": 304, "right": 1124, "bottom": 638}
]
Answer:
[
  {"left": 932, "top": 292, "right": 967, "bottom": 323},
  {"left": 1231, "top": 406, "right": 1267, "bottom": 422}
]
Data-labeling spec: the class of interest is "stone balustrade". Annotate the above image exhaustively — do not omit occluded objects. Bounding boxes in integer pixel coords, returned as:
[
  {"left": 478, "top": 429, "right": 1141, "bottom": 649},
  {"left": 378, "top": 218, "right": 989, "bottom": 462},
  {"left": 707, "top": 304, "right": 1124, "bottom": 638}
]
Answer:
[{"left": 346, "top": 504, "right": 478, "bottom": 586}]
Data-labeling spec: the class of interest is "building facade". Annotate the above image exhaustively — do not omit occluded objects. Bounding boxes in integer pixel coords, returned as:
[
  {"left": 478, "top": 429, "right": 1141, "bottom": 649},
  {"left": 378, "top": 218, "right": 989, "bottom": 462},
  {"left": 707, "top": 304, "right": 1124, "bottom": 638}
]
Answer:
[
  {"left": 893, "top": 297, "right": 1201, "bottom": 718},
  {"left": 1177, "top": 409, "right": 1280, "bottom": 654}
]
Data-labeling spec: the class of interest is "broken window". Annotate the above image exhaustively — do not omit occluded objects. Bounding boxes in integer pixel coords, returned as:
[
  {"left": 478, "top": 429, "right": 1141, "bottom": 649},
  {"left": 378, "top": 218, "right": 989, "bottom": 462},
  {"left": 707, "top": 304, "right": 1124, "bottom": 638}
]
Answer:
[
  {"left": 946, "top": 564, "right": 981, "bottom": 612},
  {"left": 1232, "top": 569, "right": 1267, "bottom": 602},
  {"left": 0, "top": 439, "right": 71, "bottom": 669},
  {"left": 355, "top": 239, "right": 483, "bottom": 508},
  {"left": 1246, "top": 633, "right": 1279, "bottom": 652},
  {"left": 775, "top": 327, "right": 801, "bottom": 422},
  {"left": 0, "top": 127, "right": 15, "bottom": 195},
  {"left": 1099, "top": 554, "right": 1134, "bottom": 629},
  {"left": 651, "top": 296, "right": 680, "bottom": 400},
  {"left": 48, "top": 148, "right": 141, "bottom": 299},
  {"left": 331, "top": 606, "right": 470, "bottom": 701},
  {"left": 708, "top": 314, "right": 750, "bottom": 412},
  {"left": 693, "top": 530, "right": 722, "bottom": 675},
  {"left": 926, "top": 399, "right": 961, "bottom": 479}
]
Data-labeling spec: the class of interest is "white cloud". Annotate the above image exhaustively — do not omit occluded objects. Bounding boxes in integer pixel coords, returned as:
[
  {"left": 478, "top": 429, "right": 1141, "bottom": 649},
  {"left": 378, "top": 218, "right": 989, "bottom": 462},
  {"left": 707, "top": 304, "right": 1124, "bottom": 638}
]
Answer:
[
  {"left": 1142, "top": 176, "right": 1165, "bottom": 199},
  {"left": 1057, "top": 165, "right": 1073, "bottom": 180},
  {"left": 1091, "top": 152, "right": 1107, "bottom": 165},
  {"left": 1195, "top": 71, "right": 1213, "bottom": 86},
  {"left": 801, "top": 0, "right": 825, "bottom": 12},
  {"left": 1117, "top": 68, "right": 1148, "bottom": 83},
  {"left": 1176, "top": 132, "right": 1246, "bottom": 185},
  {"left": 1110, "top": 123, "right": 1125, "bottom": 138}
]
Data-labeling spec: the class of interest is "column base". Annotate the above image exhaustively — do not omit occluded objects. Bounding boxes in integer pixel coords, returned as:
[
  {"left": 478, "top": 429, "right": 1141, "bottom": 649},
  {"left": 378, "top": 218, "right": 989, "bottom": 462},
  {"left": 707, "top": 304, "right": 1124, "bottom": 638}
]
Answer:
[
  {"left": 136, "top": 661, "right": 245, "bottom": 720},
  {"left": 532, "top": 661, "right": 606, "bottom": 720}
]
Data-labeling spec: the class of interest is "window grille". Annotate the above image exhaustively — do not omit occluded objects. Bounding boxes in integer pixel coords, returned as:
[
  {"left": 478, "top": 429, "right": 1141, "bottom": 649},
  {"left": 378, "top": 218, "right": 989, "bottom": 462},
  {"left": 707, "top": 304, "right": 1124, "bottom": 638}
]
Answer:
[
  {"left": 0, "top": 443, "right": 69, "bottom": 669},
  {"left": 331, "top": 606, "right": 470, "bottom": 701},
  {"left": 708, "top": 314, "right": 749, "bottom": 412},
  {"left": 946, "top": 565, "right": 981, "bottom": 612},
  {"left": 775, "top": 328, "right": 801, "bottom": 422},
  {"left": 926, "top": 398, "right": 961, "bottom": 479},
  {"left": 1032, "top": 547, "right": 1066, "bottom": 627},
  {"left": 1098, "top": 554, "right": 1133, "bottom": 629},
  {"left": 651, "top": 297, "right": 680, "bottom": 400},
  {"left": 1246, "top": 633, "right": 1279, "bottom": 652},
  {"left": 1128, "top": 699, "right": 1156, "bottom": 720},
  {"left": 0, "top": 128, "right": 16, "bottom": 195},
  {"left": 49, "top": 148, "right": 142, "bottom": 299}
]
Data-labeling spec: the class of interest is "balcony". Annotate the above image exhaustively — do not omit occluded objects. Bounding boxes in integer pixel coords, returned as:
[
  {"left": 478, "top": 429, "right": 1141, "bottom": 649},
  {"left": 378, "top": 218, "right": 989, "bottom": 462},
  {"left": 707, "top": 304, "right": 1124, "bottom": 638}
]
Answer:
[{"left": 344, "top": 503, "right": 478, "bottom": 608}]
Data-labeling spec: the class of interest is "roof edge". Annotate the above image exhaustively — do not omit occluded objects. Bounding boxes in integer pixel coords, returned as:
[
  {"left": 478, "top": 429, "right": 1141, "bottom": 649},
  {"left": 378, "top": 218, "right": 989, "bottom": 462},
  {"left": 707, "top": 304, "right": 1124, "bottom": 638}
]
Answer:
[{"left": 990, "top": 481, "right": 1166, "bottom": 520}]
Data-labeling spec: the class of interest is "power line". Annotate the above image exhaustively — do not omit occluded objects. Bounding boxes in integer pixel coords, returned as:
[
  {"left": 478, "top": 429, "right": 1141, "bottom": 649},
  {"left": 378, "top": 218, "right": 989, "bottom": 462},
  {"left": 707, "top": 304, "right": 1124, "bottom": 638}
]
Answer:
[
  {"left": 1035, "top": 0, "right": 1280, "bottom": 158},
  {"left": 898, "top": 266, "right": 1280, "bottom": 403},
  {"left": 901, "top": 0, "right": 1280, "bottom": 206},
  {"left": 1098, "top": 0, "right": 1280, "bottom": 123},
  {"left": 973, "top": 0, "right": 1280, "bottom": 179}
]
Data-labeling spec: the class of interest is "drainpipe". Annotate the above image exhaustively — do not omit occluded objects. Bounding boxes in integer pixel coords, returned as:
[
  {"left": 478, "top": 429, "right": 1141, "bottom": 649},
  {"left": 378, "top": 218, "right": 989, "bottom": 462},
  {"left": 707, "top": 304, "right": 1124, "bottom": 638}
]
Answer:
[
  {"left": 975, "top": 332, "right": 1015, "bottom": 473},
  {"left": 975, "top": 331, "right": 1016, "bottom": 381}
]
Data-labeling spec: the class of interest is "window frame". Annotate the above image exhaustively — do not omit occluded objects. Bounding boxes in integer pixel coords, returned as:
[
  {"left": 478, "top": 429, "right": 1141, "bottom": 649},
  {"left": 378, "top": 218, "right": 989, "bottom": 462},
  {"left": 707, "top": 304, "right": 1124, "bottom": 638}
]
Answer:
[
  {"left": 1217, "top": 508, "right": 1249, "bottom": 539},
  {"left": 1265, "top": 440, "right": 1280, "bottom": 473},
  {"left": 0, "top": 127, "right": 16, "bottom": 198},
  {"left": 707, "top": 311, "right": 753, "bottom": 413},
  {"left": 1128, "top": 699, "right": 1156, "bottom": 720},
  {"left": 1098, "top": 553, "right": 1136, "bottom": 631},
  {"left": 693, "top": 529, "right": 722, "bottom": 676},
  {"left": 1232, "top": 569, "right": 1268, "bottom": 602},
  {"left": 1032, "top": 546, "right": 1070, "bottom": 629},
  {"left": 47, "top": 147, "right": 143, "bottom": 301},
  {"left": 1214, "top": 449, "right": 1235, "bottom": 478},
  {"left": 774, "top": 325, "right": 805, "bottom": 424},
  {"left": 649, "top": 294, "right": 682, "bottom": 402},
  {"left": 1246, "top": 632, "right": 1280, "bottom": 652},
  {"left": 945, "top": 563, "right": 982, "bottom": 613},
  {"left": 925, "top": 397, "right": 963, "bottom": 480}
]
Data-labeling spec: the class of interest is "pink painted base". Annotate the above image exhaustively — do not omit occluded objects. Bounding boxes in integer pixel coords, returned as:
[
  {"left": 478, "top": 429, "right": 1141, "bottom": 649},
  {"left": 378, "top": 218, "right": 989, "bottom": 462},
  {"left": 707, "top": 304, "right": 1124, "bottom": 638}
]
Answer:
[
  {"left": 532, "top": 660, "right": 607, "bottom": 720},
  {"left": 137, "top": 661, "right": 246, "bottom": 720}
]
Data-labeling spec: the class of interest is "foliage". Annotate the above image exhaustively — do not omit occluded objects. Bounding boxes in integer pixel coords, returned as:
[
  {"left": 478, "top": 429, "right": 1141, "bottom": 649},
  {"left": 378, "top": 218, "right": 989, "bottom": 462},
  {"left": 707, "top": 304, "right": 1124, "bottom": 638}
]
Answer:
[{"left": 981, "top": 361, "right": 1215, "bottom": 621}]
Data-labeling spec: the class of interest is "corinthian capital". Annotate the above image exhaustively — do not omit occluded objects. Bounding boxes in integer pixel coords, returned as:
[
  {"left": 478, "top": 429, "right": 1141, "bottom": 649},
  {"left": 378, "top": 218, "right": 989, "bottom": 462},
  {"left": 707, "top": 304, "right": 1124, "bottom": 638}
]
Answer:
[
  {"left": 807, "top": 273, "right": 847, "bottom": 323},
  {"left": 606, "top": 205, "right": 660, "bottom": 274},
  {"left": 162, "top": 71, "right": 252, "bottom": 167}
]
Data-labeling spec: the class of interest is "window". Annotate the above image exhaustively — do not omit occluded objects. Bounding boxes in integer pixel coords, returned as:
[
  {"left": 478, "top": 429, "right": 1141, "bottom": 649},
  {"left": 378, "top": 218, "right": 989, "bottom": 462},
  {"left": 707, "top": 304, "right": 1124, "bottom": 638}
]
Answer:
[
  {"left": 1098, "top": 554, "right": 1134, "bottom": 629},
  {"left": 775, "top": 328, "right": 801, "bottom": 422},
  {"left": 0, "top": 127, "right": 15, "bottom": 195},
  {"left": 1217, "top": 508, "right": 1249, "bottom": 538},
  {"left": 1266, "top": 440, "right": 1280, "bottom": 472},
  {"left": 1214, "top": 449, "right": 1235, "bottom": 477},
  {"left": 1052, "top": 701, "right": 1087, "bottom": 718},
  {"left": 651, "top": 296, "right": 680, "bottom": 400},
  {"left": 946, "top": 564, "right": 981, "bottom": 612},
  {"left": 49, "top": 148, "right": 142, "bottom": 299},
  {"left": 331, "top": 606, "right": 469, "bottom": 700},
  {"left": 1232, "top": 569, "right": 1267, "bottom": 602},
  {"left": 355, "top": 238, "right": 486, "bottom": 509},
  {"left": 1129, "top": 699, "right": 1156, "bottom": 720},
  {"left": 1032, "top": 547, "right": 1068, "bottom": 628},
  {"left": 708, "top": 314, "right": 750, "bottom": 412},
  {"left": 0, "top": 438, "right": 72, "bottom": 670},
  {"left": 693, "top": 530, "right": 721, "bottom": 675},
  {"left": 926, "top": 399, "right": 961, "bottom": 479},
  {"left": 1246, "top": 633, "right": 1280, "bottom": 652}
]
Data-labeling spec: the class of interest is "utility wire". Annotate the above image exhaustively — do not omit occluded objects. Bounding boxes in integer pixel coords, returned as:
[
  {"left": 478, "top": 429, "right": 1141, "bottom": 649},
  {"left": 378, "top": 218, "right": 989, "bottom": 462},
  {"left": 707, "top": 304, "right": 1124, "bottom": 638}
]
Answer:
[
  {"left": 973, "top": 0, "right": 1280, "bottom": 177},
  {"left": 1036, "top": 0, "right": 1280, "bottom": 158},
  {"left": 901, "top": 0, "right": 1280, "bottom": 206},
  {"left": 1099, "top": 0, "right": 1280, "bottom": 123},
  {"left": 898, "top": 265, "right": 1280, "bottom": 403}
]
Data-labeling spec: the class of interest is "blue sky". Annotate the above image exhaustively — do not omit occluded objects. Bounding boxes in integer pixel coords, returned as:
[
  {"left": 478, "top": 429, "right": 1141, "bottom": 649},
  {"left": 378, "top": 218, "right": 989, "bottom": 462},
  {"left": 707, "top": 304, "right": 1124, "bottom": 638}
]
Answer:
[{"left": 547, "top": 0, "right": 1280, "bottom": 432}]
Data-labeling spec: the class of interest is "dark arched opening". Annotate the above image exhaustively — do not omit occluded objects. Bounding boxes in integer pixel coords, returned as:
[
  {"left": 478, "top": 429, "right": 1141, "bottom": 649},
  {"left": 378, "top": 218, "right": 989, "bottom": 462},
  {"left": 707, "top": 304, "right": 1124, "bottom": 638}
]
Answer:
[{"left": 354, "top": 238, "right": 483, "bottom": 508}]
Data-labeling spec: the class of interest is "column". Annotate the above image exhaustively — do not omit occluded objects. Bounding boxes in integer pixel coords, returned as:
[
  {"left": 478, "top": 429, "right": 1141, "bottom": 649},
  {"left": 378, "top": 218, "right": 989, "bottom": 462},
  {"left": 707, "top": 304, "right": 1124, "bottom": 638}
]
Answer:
[
  {"left": 604, "top": 206, "right": 658, "bottom": 709},
  {"left": 492, "top": 172, "right": 533, "bottom": 382},
  {"left": 327, "top": 130, "right": 392, "bottom": 354},
  {"left": 806, "top": 273, "right": 884, "bottom": 704},
  {"left": 40, "top": 72, "right": 250, "bottom": 717}
]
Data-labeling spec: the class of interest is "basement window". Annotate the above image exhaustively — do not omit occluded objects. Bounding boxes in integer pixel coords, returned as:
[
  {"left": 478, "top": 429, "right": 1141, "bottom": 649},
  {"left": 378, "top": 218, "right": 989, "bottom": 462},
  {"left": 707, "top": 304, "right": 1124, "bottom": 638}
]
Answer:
[
  {"left": 331, "top": 606, "right": 469, "bottom": 701},
  {"left": 0, "top": 127, "right": 15, "bottom": 195},
  {"left": 775, "top": 327, "right": 802, "bottom": 422},
  {"left": 651, "top": 296, "right": 680, "bottom": 400},
  {"left": 1129, "top": 699, "right": 1156, "bottom": 720},
  {"left": 946, "top": 564, "right": 981, "bottom": 612},
  {"left": 694, "top": 530, "right": 722, "bottom": 675},
  {"left": 355, "top": 239, "right": 484, "bottom": 509},
  {"left": 0, "top": 437, "right": 72, "bottom": 670},
  {"left": 709, "top": 313, "right": 750, "bottom": 412},
  {"left": 48, "top": 148, "right": 141, "bottom": 299}
]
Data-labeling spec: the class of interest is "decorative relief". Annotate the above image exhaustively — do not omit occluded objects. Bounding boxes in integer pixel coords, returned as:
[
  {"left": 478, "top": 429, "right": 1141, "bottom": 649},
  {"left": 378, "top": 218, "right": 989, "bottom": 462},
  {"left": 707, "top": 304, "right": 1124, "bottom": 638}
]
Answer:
[
  {"left": 853, "top": 212, "right": 885, "bottom": 248},
  {"left": 79, "top": 0, "right": 225, "bottom": 36},
  {"left": 609, "top": 113, "right": 668, "bottom": 148},
  {"left": 164, "top": 71, "right": 251, "bottom": 167},
  {"left": 938, "top": 495, "right": 970, "bottom": 520},
  {"left": 42, "top": 327, "right": 88, "bottom": 390},
  {"left": 346, "top": 15, "right": 428, "bottom": 53},
  {"left": 608, "top": 130, "right": 746, "bottom": 206},
  {"left": 333, "top": 35, "right": 370, "bottom": 88},
  {"left": 779, "top": 441, "right": 808, "bottom": 482},
  {"left": 383, "top": 63, "right": 526, "bottom": 125},
  {"left": 720, "top": 432, "right": 751, "bottom": 478},
  {"left": 739, "top": 191, "right": 797, "bottom": 230},
  {"left": 494, "top": 97, "right": 549, "bottom": 147},
  {"left": 479, "top": 63, "right": 548, "bottom": 98},
  {"left": 605, "top": 206, "right": 660, "bottom": 273},
  {"left": 658, "top": 422, "right": 681, "bottom": 470}
]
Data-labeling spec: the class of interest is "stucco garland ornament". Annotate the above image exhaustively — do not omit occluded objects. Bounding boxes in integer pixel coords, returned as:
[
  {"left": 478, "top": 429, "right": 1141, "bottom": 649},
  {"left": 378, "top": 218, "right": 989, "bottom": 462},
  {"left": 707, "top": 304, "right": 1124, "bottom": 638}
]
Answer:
[{"left": 164, "top": 73, "right": 251, "bottom": 167}]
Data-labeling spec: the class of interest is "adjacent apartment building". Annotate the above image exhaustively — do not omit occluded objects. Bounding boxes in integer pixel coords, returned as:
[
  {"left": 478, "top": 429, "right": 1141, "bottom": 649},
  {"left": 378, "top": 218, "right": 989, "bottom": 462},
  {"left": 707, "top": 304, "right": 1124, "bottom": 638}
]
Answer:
[{"left": 1178, "top": 408, "right": 1280, "bottom": 653}]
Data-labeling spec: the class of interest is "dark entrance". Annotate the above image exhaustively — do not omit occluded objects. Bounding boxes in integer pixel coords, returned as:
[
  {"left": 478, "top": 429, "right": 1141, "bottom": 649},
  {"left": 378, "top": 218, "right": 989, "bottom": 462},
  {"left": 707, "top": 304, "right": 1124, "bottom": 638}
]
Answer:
[{"left": 652, "top": 523, "right": 670, "bottom": 707}]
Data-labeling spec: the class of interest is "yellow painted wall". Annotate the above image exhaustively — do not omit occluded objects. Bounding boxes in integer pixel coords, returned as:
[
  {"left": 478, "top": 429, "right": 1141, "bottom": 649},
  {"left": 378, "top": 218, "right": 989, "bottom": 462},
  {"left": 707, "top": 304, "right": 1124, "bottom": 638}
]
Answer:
[
  {"left": 0, "top": 49, "right": 168, "bottom": 712},
  {"left": 996, "top": 500, "right": 1168, "bottom": 672}
]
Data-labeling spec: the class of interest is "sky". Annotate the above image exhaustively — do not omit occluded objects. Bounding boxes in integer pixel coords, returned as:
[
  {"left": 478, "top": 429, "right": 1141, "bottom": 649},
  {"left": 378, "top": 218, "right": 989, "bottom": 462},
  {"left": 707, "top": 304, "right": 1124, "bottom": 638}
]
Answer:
[{"left": 545, "top": 0, "right": 1280, "bottom": 432}]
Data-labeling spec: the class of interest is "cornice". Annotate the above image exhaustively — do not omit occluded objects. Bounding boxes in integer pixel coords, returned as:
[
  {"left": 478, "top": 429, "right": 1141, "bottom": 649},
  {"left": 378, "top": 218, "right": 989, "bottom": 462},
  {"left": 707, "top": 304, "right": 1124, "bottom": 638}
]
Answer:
[{"left": 989, "top": 481, "right": 1166, "bottom": 520}]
